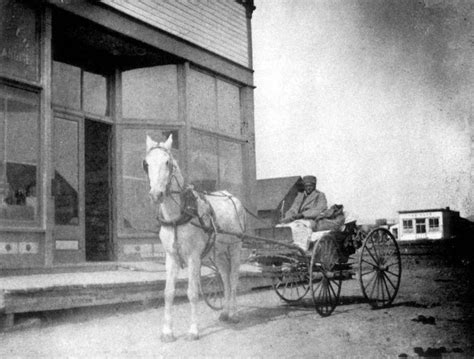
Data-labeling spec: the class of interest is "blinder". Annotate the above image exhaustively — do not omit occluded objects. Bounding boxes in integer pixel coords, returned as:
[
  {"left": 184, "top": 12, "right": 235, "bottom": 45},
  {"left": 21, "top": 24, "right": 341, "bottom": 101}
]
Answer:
[{"left": 142, "top": 159, "right": 149, "bottom": 174}]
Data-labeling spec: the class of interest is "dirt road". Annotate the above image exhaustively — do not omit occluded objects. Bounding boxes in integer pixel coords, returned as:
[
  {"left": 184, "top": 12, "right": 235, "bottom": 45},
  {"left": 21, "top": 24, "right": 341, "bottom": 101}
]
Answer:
[{"left": 1, "top": 261, "right": 473, "bottom": 358}]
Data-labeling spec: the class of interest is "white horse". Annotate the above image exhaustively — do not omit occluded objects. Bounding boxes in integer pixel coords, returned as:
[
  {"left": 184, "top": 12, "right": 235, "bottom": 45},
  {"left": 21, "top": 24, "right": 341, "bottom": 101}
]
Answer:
[{"left": 144, "top": 134, "right": 246, "bottom": 341}]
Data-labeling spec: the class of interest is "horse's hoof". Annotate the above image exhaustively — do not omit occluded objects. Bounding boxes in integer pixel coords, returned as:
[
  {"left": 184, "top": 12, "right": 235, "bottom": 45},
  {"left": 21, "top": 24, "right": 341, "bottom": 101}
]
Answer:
[
  {"left": 227, "top": 315, "right": 240, "bottom": 324},
  {"left": 185, "top": 333, "right": 200, "bottom": 341},
  {"left": 160, "top": 333, "right": 176, "bottom": 343},
  {"left": 219, "top": 313, "right": 230, "bottom": 322}
]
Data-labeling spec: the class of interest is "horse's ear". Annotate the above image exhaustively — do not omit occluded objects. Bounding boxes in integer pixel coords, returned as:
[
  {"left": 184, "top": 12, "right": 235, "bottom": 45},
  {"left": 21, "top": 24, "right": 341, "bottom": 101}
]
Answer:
[
  {"left": 146, "top": 135, "right": 158, "bottom": 152},
  {"left": 162, "top": 134, "right": 173, "bottom": 151}
]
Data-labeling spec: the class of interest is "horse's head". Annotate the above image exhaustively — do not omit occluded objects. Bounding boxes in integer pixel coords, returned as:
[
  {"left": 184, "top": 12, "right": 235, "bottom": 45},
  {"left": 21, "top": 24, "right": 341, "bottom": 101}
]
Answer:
[{"left": 143, "top": 134, "right": 174, "bottom": 204}]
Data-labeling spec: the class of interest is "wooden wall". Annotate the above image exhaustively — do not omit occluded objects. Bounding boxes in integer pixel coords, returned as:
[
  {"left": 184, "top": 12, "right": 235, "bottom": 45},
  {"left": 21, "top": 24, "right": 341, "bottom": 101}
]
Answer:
[{"left": 100, "top": 0, "right": 250, "bottom": 67}]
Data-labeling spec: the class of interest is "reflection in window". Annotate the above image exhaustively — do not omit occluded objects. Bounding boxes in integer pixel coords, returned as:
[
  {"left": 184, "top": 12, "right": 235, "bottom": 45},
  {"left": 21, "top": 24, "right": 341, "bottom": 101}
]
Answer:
[
  {"left": 217, "top": 79, "right": 241, "bottom": 137},
  {"left": 189, "top": 69, "right": 217, "bottom": 129},
  {"left": 83, "top": 71, "right": 107, "bottom": 116},
  {"left": 189, "top": 131, "right": 218, "bottom": 192},
  {"left": 54, "top": 118, "right": 79, "bottom": 225},
  {"left": 52, "top": 61, "right": 81, "bottom": 110},
  {"left": 0, "top": 84, "right": 39, "bottom": 221},
  {"left": 122, "top": 65, "right": 178, "bottom": 121},
  {"left": 218, "top": 140, "right": 243, "bottom": 199},
  {"left": 121, "top": 129, "right": 180, "bottom": 234}
]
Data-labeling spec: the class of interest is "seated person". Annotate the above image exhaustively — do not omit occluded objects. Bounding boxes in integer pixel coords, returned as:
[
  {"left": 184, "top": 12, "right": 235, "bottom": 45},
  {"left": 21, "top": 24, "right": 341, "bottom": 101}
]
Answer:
[{"left": 280, "top": 175, "right": 328, "bottom": 230}]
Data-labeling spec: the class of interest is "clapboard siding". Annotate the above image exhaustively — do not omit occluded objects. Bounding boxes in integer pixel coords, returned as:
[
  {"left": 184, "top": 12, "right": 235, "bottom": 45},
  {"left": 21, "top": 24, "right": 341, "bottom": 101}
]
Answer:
[{"left": 100, "top": 0, "right": 250, "bottom": 67}]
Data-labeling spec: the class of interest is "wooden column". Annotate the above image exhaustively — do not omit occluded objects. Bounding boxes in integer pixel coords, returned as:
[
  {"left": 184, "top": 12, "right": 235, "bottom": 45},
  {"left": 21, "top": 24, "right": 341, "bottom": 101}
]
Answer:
[
  {"left": 42, "top": 6, "right": 54, "bottom": 267},
  {"left": 177, "top": 62, "right": 190, "bottom": 179}
]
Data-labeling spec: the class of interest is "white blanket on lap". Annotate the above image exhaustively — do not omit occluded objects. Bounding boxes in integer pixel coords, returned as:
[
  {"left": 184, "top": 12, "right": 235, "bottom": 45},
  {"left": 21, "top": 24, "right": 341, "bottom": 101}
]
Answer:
[{"left": 277, "top": 220, "right": 313, "bottom": 250}]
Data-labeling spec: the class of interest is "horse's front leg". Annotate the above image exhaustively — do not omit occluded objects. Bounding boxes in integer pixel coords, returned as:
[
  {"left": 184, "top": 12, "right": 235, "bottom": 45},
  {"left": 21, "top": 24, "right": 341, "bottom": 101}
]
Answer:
[
  {"left": 162, "top": 253, "right": 179, "bottom": 342},
  {"left": 228, "top": 241, "right": 242, "bottom": 319},
  {"left": 186, "top": 254, "right": 201, "bottom": 341}
]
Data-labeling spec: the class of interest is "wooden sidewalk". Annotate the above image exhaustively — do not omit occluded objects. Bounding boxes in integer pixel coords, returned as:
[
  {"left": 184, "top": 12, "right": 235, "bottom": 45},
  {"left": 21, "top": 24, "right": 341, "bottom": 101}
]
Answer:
[{"left": 0, "top": 262, "right": 270, "bottom": 330}]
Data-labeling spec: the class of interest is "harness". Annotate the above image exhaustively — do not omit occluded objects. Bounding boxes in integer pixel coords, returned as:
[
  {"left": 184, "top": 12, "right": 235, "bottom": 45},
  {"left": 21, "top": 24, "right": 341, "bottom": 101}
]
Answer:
[{"left": 144, "top": 145, "right": 219, "bottom": 268}]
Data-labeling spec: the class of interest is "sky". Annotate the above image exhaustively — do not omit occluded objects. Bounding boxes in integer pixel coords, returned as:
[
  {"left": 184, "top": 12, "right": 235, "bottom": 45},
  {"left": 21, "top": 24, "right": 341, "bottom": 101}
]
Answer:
[{"left": 251, "top": 0, "right": 473, "bottom": 221}]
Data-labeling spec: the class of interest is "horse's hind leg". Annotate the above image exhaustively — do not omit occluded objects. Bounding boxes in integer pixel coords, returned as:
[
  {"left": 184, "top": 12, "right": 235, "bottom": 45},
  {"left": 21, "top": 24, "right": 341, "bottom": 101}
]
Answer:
[
  {"left": 185, "top": 254, "right": 201, "bottom": 341},
  {"left": 162, "top": 253, "right": 179, "bottom": 342}
]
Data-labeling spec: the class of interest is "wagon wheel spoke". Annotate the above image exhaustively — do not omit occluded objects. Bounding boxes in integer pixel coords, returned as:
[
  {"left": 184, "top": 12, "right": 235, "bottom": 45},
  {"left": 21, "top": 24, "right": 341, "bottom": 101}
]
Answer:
[
  {"left": 381, "top": 272, "right": 393, "bottom": 299},
  {"left": 381, "top": 270, "right": 397, "bottom": 291}
]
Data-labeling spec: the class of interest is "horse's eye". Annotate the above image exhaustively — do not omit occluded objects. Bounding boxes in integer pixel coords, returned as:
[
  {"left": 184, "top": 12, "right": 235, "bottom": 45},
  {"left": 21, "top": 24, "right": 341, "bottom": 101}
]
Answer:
[{"left": 142, "top": 160, "right": 149, "bottom": 173}]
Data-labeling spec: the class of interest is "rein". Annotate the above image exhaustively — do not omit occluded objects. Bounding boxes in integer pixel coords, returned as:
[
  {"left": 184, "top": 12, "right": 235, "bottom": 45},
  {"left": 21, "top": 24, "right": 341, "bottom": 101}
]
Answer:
[{"left": 144, "top": 145, "right": 217, "bottom": 267}]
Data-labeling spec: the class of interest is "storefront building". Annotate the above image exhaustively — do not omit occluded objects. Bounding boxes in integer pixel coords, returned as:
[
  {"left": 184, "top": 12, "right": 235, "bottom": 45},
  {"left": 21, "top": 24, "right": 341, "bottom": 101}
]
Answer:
[{"left": 0, "top": 0, "right": 256, "bottom": 269}]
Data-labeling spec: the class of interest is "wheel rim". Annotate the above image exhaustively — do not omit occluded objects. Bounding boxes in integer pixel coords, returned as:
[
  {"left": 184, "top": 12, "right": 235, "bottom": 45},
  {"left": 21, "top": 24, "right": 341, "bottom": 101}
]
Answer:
[
  {"left": 200, "top": 264, "right": 224, "bottom": 311},
  {"left": 273, "top": 256, "right": 310, "bottom": 303},
  {"left": 310, "top": 237, "right": 342, "bottom": 317},
  {"left": 359, "top": 228, "right": 401, "bottom": 308}
]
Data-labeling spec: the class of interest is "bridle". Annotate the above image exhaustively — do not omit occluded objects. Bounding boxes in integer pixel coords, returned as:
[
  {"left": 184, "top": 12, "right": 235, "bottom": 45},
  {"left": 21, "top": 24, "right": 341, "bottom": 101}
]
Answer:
[{"left": 143, "top": 145, "right": 182, "bottom": 197}]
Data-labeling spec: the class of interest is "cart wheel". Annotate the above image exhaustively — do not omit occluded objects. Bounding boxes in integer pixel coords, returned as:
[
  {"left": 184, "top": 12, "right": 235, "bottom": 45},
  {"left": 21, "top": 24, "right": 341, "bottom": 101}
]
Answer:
[
  {"left": 359, "top": 227, "right": 401, "bottom": 308},
  {"left": 310, "top": 236, "right": 342, "bottom": 317},
  {"left": 200, "top": 263, "right": 224, "bottom": 311},
  {"left": 273, "top": 255, "right": 310, "bottom": 303}
]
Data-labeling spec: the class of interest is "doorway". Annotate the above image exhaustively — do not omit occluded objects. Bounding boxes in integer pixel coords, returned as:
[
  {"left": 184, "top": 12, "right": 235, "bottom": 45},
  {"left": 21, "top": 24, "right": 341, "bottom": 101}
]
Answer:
[{"left": 85, "top": 119, "right": 113, "bottom": 261}]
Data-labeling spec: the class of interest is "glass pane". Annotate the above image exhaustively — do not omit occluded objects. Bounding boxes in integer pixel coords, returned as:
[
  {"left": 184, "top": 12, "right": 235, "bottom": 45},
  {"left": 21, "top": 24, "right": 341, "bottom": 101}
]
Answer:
[
  {"left": 189, "top": 69, "right": 217, "bottom": 129},
  {"left": 219, "top": 140, "right": 243, "bottom": 199},
  {"left": 122, "top": 65, "right": 178, "bottom": 121},
  {"left": 54, "top": 118, "right": 79, "bottom": 225},
  {"left": 217, "top": 79, "right": 241, "bottom": 137},
  {"left": 189, "top": 131, "right": 218, "bottom": 192},
  {"left": 52, "top": 61, "right": 81, "bottom": 110},
  {"left": 0, "top": 0, "right": 39, "bottom": 81},
  {"left": 83, "top": 71, "right": 107, "bottom": 116},
  {"left": 121, "top": 129, "right": 180, "bottom": 234},
  {"left": 0, "top": 85, "right": 39, "bottom": 221}
]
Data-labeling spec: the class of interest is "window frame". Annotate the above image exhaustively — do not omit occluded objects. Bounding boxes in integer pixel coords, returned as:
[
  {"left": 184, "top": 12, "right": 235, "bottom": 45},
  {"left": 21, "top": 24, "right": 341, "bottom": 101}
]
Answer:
[{"left": 0, "top": 80, "right": 42, "bottom": 229}]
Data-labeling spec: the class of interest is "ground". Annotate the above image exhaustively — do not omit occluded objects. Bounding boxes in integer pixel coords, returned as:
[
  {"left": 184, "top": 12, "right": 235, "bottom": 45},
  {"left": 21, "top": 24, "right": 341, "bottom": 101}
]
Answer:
[{"left": 0, "top": 259, "right": 473, "bottom": 358}]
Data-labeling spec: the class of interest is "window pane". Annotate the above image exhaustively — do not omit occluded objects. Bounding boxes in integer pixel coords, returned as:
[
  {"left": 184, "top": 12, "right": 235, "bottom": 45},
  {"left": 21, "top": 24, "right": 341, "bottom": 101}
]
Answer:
[
  {"left": 0, "top": 85, "right": 39, "bottom": 222},
  {"left": 189, "top": 69, "right": 217, "bottom": 129},
  {"left": 189, "top": 131, "right": 218, "bottom": 192},
  {"left": 0, "top": 0, "right": 39, "bottom": 81},
  {"left": 121, "top": 129, "right": 180, "bottom": 234},
  {"left": 219, "top": 140, "right": 243, "bottom": 199},
  {"left": 217, "top": 79, "right": 241, "bottom": 137},
  {"left": 54, "top": 118, "right": 79, "bottom": 225},
  {"left": 122, "top": 65, "right": 178, "bottom": 121},
  {"left": 52, "top": 61, "right": 81, "bottom": 110},
  {"left": 83, "top": 71, "right": 107, "bottom": 116}
]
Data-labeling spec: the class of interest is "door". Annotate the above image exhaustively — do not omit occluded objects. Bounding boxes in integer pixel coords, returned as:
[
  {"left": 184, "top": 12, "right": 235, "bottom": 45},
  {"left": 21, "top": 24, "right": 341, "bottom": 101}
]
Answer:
[
  {"left": 53, "top": 115, "right": 85, "bottom": 261},
  {"left": 84, "top": 119, "right": 113, "bottom": 261}
]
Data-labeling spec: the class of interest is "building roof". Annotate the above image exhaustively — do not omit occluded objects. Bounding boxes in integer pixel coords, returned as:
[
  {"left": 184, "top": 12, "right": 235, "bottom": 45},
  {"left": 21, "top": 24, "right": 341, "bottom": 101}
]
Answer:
[
  {"left": 398, "top": 207, "right": 459, "bottom": 214},
  {"left": 256, "top": 176, "right": 302, "bottom": 211}
]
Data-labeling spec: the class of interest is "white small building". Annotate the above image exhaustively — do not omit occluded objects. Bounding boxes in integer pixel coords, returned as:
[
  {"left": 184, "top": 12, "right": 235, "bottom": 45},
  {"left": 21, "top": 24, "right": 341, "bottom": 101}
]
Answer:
[{"left": 395, "top": 208, "right": 459, "bottom": 241}]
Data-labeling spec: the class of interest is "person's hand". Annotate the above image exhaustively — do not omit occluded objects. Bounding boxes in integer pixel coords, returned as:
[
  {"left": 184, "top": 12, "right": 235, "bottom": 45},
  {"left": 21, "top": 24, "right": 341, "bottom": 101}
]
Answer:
[{"left": 293, "top": 213, "right": 304, "bottom": 220}]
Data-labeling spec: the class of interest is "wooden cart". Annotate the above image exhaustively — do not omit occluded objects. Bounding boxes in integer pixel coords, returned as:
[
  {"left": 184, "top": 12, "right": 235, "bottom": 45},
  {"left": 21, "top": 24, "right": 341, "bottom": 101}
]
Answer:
[{"left": 200, "top": 222, "right": 402, "bottom": 316}]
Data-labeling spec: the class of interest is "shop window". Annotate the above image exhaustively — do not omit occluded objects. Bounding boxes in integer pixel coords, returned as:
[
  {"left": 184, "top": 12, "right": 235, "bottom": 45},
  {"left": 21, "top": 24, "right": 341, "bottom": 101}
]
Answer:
[
  {"left": 0, "top": 0, "right": 40, "bottom": 82},
  {"left": 53, "top": 118, "right": 79, "bottom": 225},
  {"left": 122, "top": 65, "right": 178, "bottom": 121},
  {"left": 188, "top": 69, "right": 217, "bottom": 129},
  {"left": 121, "top": 128, "right": 180, "bottom": 234},
  {"left": 217, "top": 79, "right": 241, "bottom": 137},
  {"left": 218, "top": 139, "right": 243, "bottom": 199},
  {"left": 189, "top": 131, "right": 218, "bottom": 192},
  {"left": 83, "top": 71, "right": 107, "bottom": 116},
  {"left": 415, "top": 218, "right": 426, "bottom": 234},
  {"left": 0, "top": 84, "right": 40, "bottom": 222},
  {"left": 428, "top": 217, "right": 440, "bottom": 232},
  {"left": 52, "top": 61, "right": 81, "bottom": 110},
  {"left": 402, "top": 219, "right": 413, "bottom": 233}
]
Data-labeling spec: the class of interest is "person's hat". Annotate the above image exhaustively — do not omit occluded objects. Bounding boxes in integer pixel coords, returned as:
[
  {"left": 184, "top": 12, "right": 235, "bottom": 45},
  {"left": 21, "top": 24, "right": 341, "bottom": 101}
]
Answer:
[{"left": 302, "top": 175, "right": 316, "bottom": 184}]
